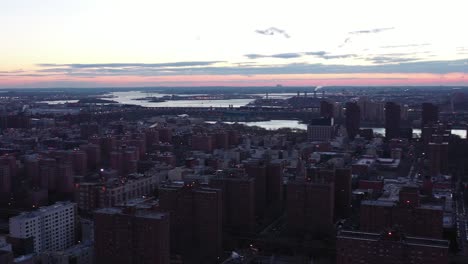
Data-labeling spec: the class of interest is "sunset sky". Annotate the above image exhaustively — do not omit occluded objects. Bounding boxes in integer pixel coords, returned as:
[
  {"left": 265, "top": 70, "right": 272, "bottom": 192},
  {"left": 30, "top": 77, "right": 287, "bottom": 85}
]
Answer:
[{"left": 1, "top": 0, "right": 468, "bottom": 88}]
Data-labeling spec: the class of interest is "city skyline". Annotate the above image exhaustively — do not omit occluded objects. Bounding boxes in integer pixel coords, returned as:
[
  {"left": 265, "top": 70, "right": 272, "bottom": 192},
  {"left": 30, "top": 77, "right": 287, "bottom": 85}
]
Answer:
[{"left": 1, "top": 0, "right": 468, "bottom": 88}]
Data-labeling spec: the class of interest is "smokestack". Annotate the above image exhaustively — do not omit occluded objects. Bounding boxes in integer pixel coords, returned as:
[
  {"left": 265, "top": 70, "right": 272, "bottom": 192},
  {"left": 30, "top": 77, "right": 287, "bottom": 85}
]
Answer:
[
  {"left": 297, "top": 91, "right": 300, "bottom": 97},
  {"left": 314, "top": 91, "right": 317, "bottom": 98},
  {"left": 304, "top": 92, "right": 308, "bottom": 98}
]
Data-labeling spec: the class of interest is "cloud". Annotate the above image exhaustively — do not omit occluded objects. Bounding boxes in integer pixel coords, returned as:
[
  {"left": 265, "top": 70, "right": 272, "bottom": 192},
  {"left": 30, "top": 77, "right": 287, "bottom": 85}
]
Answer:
[
  {"left": 37, "top": 61, "right": 223, "bottom": 68},
  {"left": 366, "top": 56, "right": 421, "bottom": 64},
  {"left": 321, "top": 54, "right": 357, "bottom": 60},
  {"left": 457, "top": 47, "right": 468, "bottom": 55},
  {"left": 0, "top": 70, "right": 25, "bottom": 74},
  {"left": 245, "top": 52, "right": 302, "bottom": 59},
  {"left": 244, "top": 51, "right": 355, "bottom": 60},
  {"left": 304, "top": 51, "right": 327, "bottom": 56},
  {"left": 340, "top": 27, "right": 394, "bottom": 48},
  {"left": 381, "top": 43, "right": 430, "bottom": 49},
  {"left": 255, "top": 27, "right": 290, "bottom": 38},
  {"left": 349, "top": 27, "right": 395, "bottom": 35},
  {"left": 244, "top": 54, "right": 267, "bottom": 59},
  {"left": 35, "top": 59, "right": 468, "bottom": 77},
  {"left": 339, "top": 37, "right": 352, "bottom": 48},
  {"left": 271, "top": 53, "right": 303, "bottom": 59}
]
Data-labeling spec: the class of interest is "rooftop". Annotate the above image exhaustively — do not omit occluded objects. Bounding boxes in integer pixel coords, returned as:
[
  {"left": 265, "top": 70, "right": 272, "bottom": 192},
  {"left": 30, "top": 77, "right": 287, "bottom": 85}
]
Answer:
[
  {"left": 361, "top": 200, "right": 396, "bottom": 207},
  {"left": 11, "top": 201, "right": 75, "bottom": 220},
  {"left": 95, "top": 207, "right": 167, "bottom": 220},
  {"left": 338, "top": 230, "right": 449, "bottom": 249}
]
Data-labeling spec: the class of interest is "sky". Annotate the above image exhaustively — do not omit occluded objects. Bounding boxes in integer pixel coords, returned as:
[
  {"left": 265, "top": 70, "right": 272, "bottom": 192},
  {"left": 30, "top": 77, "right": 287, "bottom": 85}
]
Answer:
[{"left": 1, "top": 0, "right": 468, "bottom": 88}]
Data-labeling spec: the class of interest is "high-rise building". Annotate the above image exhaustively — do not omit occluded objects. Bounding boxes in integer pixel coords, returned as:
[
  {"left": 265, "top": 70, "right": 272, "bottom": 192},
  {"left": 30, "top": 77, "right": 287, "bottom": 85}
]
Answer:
[
  {"left": 41, "top": 240, "right": 94, "bottom": 264},
  {"left": 75, "top": 172, "right": 163, "bottom": 212},
  {"left": 157, "top": 128, "right": 173, "bottom": 143},
  {"left": 422, "top": 103, "right": 439, "bottom": 127},
  {"left": 358, "top": 97, "right": 385, "bottom": 122},
  {"left": 266, "top": 161, "right": 284, "bottom": 214},
  {"left": 71, "top": 150, "right": 87, "bottom": 176},
  {"left": 286, "top": 172, "right": 334, "bottom": 236},
  {"left": 213, "top": 131, "right": 229, "bottom": 149},
  {"left": 337, "top": 230, "right": 449, "bottom": 264},
  {"left": 244, "top": 160, "right": 267, "bottom": 217},
  {"left": 0, "top": 250, "right": 13, "bottom": 264},
  {"left": 159, "top": 183, "right": 222, "bottom": 263},
  {"left": 0, "top": 165, "right": 11, "bottom": 194},
  {"left": 80, "top": 144, "right": 101, "bottom": 171},
  {"left": 334, "top": 168, "right": 352, "bottom": 219},
  {"left": 385, "top": 102, "right": 401, "bottom": 140},
  {"left": 307, "top": 118, "right": 335, "bottom": 142},
  {"left": 345, "top": 102, "right": 360, "bottom": 140},
  {"left": 209, "top": 175, "right": 256, "bottom": 233},
  {"left": 360, "top": 192, "right": 443, "bottom": 239},
  {"left": 191, "top": 134, "right": 214, "bottom": 152},
  {"left": 145, "top": 129, "right": 159, "bottom": 151},
  {"left": 428, "top": 142, "right": 449, "bottom": 176},
  {"left": 57, "top": 163, "right": 74, "bottom": 194},
  {"left": 80, "top": 123, "right": 99, "bottom": 139},
  {"left": 94, "top": 207, "right": 170, "bottom": 264},
  {"left": 9, "top": 202, "right": 77, "bottom": 253},
  {"left": 320, "top": 100, "right": 334, "bottom": 118}
]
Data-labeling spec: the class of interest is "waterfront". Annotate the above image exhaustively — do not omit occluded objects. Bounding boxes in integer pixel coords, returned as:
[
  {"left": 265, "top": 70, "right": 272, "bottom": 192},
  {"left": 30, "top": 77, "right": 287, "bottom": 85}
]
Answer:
[
  {"left": 208, "top": 120, "right": 467, "bottom": 139},
  {"left": 107, "top": 91, "right": 255, "bottom": 107}
]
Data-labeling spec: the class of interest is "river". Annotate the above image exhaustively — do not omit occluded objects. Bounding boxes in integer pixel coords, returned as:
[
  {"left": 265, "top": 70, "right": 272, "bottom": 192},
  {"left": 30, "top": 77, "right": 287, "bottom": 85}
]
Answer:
[{"left": 207, "top": 120, "right": 467, "bottom": 139}]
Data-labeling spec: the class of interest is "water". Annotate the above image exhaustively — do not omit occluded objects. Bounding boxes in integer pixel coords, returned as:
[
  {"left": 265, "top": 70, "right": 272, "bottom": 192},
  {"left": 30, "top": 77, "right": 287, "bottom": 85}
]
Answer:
[
  {"left": 38, "top": 100, "right": 79, "bottom": 104},
  {"left": 207, "top": 120, "right": 307, "bottom": 130},
  {"left": 365, "top": 127, "right": 466, "bottom": 139},
  {"left": 108, "top": 91, "right": 254, "bottom": 108},
  {"left": 207, "top": 120, "right": 467, "bottom": 139}
]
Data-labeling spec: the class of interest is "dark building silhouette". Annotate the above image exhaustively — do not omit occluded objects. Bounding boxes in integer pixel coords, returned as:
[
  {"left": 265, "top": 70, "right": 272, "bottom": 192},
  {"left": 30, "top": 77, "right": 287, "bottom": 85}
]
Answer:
[
  {"left": 0, "top": 250, "right": 13, "bottom": 264},
  {"left": 157, "top": 128, "right": 173, "bottom": 143},
  {"left": 94, "top": 207, "right": 170, "bottom": 264},
  {"left": 334, "top": 168, "right": 352, "bottom": 219},
  {"left": 320, "top": 100, "right": 334, "bottom": 118},
  {"left": 427, "top": 142, "right": 449, "bottom": 176},
  {"left": 286, "top": 169, "right": 334, "bottom": 236},
  {"left": 266, "top": 161, "right": 284, "bottom": 214},
  {"left": 209, "top": 174, "right": 256, "bottom": 234},
  {"left": 422, "top": 103, "right": 439, "bottom": 127},
  {"left": 244, "top": 160, "right": 267, "bottom": 217},
  {"left": 307, "top": 117, "right": 335, "bottom": 142},
  {"left": 385, "top": 102, "right": 401, "bottom": 140},
  {"left": 80, "top": 122, "right": 99, "bottom": 139},
  {"left": 360, "top": 187, "right": 443, "bottom": 239},
  {"left": 345, "top": 102, "right": 360, "bottom": 140},
  {"left": 337, "top": 230, "right": 449, "bottom": 264},
  {"left": 159, "top": 183, "right": 222, "bottom": 263}
]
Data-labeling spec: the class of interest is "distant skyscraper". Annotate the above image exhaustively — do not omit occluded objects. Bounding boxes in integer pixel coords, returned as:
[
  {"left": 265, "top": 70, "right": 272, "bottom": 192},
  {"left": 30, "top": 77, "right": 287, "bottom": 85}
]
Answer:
[
  {"left": 307, "top": 118, "right": 335, "bottom": 142},
  {"left": 345, "top": 102, "right": 360, "bottom": 140},
  {"left": 320, "top": 100, "right": 334, "bottom": 118},
  {"left": 385, "top": 102, "right": 401, "bottom": 140},
  {"left": 94, "top": 207, "right": 170, "bottom": 264},
  {"left": 422, "top": 103, "right": 439, "bottom": 127}
]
